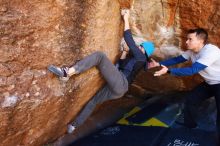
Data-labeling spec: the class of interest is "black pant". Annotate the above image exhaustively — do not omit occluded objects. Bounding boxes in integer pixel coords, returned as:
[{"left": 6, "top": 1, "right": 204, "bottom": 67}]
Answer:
[{"left": 184, "top": 82, "right": 220, "bottom": 140}]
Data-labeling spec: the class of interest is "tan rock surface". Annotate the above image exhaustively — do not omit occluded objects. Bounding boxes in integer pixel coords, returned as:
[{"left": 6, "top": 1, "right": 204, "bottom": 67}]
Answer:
[{"left": 0, "top": 0, "right": 219, "bottom": 145}]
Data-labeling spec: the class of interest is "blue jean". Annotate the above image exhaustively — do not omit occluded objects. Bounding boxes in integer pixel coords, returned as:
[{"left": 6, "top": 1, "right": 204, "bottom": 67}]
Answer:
[{"left": 184, "top": 82, "right": 220, "bottom": 140}]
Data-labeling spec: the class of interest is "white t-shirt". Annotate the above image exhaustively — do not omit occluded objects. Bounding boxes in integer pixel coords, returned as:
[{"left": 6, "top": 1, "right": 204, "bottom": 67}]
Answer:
[{"left": 182, "top": 44, "right": 220, "bottom": 85}]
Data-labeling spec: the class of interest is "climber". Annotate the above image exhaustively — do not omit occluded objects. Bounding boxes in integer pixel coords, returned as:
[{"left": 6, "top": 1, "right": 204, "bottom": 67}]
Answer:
[
  {"left": 48, "top": 9, "right": 155, "bottom": 135},
  {"left": 148, "top": 28, "right": 220, "bottom": 143}
]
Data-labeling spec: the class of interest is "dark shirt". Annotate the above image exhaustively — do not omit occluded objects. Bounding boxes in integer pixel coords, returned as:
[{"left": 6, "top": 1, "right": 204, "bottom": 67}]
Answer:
[{"left": 118, "top": 29, "right": 147, "bottom": 84}]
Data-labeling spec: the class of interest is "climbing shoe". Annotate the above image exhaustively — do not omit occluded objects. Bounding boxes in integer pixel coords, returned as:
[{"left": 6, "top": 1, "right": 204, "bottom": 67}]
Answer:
[{"left": 48, "top": 65, "right": 69, "bottom": 81}]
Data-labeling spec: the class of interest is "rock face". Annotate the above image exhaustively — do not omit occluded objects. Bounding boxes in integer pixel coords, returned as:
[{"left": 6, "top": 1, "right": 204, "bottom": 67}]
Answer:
[
  {"left": 128, "top": 0, "right": 220, "bottom": 94},
  {"left": 0, "top": 0, "right": 219, "bottom": 145}
]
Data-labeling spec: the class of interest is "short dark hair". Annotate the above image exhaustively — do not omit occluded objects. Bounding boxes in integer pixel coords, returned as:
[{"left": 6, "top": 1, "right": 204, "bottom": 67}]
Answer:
[{"left": 187, "top": 28, "right": 208, "bottom": 44}]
